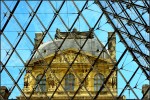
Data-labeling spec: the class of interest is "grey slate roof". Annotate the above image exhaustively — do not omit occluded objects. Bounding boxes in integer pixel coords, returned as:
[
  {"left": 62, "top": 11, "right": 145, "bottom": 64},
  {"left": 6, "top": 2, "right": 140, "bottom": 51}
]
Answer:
[{"left": 33, "top": 39, "right": 109, "bottom": 59}]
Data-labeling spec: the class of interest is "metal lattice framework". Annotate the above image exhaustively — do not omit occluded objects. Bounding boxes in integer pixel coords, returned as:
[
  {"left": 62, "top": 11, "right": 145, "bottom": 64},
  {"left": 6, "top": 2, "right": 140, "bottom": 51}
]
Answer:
[{"left": 0, "top": 0, "right": 149, "bottom": 99}]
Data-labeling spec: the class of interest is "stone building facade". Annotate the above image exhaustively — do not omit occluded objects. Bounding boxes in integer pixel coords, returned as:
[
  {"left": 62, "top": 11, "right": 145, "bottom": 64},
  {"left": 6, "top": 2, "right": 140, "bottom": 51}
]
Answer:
[
  {"left": 17, "top": 29, "right": 117, "bottom": 100},
  {"left": 0, "top": 86, "right": 10, "bottom": 100},
  {"left": 142, "top": 84, "right": 150, "bottom": 100}
]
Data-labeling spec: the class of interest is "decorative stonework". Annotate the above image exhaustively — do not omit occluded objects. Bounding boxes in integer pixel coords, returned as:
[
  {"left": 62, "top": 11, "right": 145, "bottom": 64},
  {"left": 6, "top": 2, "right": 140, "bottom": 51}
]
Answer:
[
  {"left": 108, "top": 32, "right": 116, "bottom": 61},
  {"left": 55, "top": 28, "right": 94, "bottom": 39},
  {"left": 18, "top": 31, "right": 117, "bottom": 99},
  {"left": 52, "top": 52, "right": 89, "bottom": 63}
]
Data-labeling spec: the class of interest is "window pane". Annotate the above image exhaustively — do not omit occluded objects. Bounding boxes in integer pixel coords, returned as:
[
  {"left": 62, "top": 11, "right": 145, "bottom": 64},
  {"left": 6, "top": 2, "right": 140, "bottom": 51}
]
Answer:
[
  {"left": 94, "top": 73, "right": 104, "bottom": 91},
  {"left": 65, "top": 73, "right": 75, "bottom": 91},
  {"left": 36, "top": 75, "right": 46, "bottom": 92}
]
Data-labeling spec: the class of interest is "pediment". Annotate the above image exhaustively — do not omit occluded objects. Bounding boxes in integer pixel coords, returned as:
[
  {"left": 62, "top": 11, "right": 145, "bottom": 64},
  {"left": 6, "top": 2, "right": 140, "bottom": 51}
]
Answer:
[{"left": 30, "top": 48, "right": 112, "bottom": 65}]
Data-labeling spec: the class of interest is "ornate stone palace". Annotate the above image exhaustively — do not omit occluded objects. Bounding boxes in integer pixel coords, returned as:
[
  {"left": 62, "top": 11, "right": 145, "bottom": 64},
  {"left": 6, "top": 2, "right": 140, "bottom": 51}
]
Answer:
[{"left": 17, "top": 28, "right": 118, "bottom": 100}]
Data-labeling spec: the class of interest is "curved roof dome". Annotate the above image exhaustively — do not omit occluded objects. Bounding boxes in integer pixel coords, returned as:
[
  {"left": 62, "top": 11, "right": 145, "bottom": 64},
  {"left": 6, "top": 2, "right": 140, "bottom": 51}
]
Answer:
[{"left": 33, "top": 39, "right": 109, "bottom": 59}]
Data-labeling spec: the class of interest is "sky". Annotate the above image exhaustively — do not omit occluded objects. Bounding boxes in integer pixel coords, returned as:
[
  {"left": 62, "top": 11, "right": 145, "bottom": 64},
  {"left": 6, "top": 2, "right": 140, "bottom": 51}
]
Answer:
[{"left": 1, "top": 1, "right": 149, "bottom": 99}]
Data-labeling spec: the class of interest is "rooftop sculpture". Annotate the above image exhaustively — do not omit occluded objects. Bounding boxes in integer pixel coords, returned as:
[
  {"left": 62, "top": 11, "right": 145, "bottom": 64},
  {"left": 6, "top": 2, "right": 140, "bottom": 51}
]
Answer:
[{"left": 55, "top": 28, "right": 94, "bottom": 39}]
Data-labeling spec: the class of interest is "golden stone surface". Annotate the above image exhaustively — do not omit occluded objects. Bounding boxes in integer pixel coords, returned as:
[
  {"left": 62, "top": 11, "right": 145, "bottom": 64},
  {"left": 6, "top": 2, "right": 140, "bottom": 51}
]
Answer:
[
  {"left": 17, "top": 48, "right": 117, "bottom": 100},
  {"left": 17, "top": 31, "right": 118, "bottom": 99}
]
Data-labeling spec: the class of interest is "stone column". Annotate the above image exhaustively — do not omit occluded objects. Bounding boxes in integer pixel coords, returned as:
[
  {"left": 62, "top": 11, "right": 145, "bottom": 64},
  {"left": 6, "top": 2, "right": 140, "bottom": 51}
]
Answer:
[
  {"left": 108, "top": 32, "right": 116, "bottom": 61},
  {"left": 108, "top": 32, "right": 117, "bottom": 95}
]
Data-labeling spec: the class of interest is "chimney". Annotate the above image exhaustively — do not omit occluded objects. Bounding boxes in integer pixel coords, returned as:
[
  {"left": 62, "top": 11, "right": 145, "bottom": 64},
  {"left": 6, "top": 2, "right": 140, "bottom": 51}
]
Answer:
[
  {"left": 34, "top": 33, "right": 43, "bottom": 49},
  {"left": 108, "top": 32, "right": 116, "bottom": 61}
]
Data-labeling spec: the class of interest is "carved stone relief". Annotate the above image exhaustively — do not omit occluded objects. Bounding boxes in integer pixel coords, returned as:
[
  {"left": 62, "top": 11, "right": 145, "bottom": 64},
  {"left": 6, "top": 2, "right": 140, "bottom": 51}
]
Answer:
[
  {"left": 47, "top": 73, "right": 56, "bottom": 89},
  {"left": 53, "top": 52, "right": 89, "bottom": 63}
]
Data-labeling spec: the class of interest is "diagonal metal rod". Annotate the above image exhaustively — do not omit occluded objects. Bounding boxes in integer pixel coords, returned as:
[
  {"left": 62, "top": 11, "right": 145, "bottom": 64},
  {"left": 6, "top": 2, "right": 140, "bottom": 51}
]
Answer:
[
  {"left": 69, "top": 2, "right": 116, "bottom": 99},
  {"left": 1, "top": 1, "right": 20, "bottom": 32},
  {"left": 1, "top": 0, "right": 38, "bottom": 53},
  {"left": 56, "top": 3, "right": 113, "bottom": 98},
  {"left": 27, "top": 1, "right": 67, "bottom": 99},
  {"left": 1, "top": 0, "right": 60, "bottom": 99},
  {"left": 25, "top": 1, "right": 77, "bottom": 98},
  {"left": 48, "top": 1, "right": 94, "bottom": 99},
  {"left": 142, "top": 0, "right": 150, "bottom": 8},
  {"left": 22, "top": 0, "right": 92, "bottom": 99},
  {"left": 102, "top": 10, "right": 146, "bottom": 27},
  {"left": 118, "top": 69, "right": 139, "bottom": 99},
  {"left": 1, "top": 62, "right": 28, "bottom": 100},
  {"left": 1, "top": 34, "right": 27, "bottom": 98},
  {"left": 107, "top": 0, "right": 149, "bottom": 93},
  {"left": 118, "top": 30, "right": 149, "bottom": 48},
  {"left": 117, "top": 1, "right": 150, "bottom": 64},
  {"left": 1, "top": 1, "right": 44, "bottom": 99},
  {"left": 94, "top": 0, "right": 149, "bottom": 99},
  {"left": 1, "top": 0, "right": 43, "bottom": 72},
  {"left": 1, "top": 1, "right": 149, "bottom": 99},
  {"left": 49, "top": 1, "right": 90, "bottom": 99},
  {"left": 72, "top": 1, "right": 118, "bottom": 98},
  {"left": 71, "top": 25, "right": 117, "bottom": 100},
  {"left": 104, "top": 1, "right": 149, "bottom": 78},
  {"left": 121, "top": 1, "right": 147, "bottom": 9},
  {"left": 117, "top": 67, "right": 140, "bottom": 99},
  {"left": 1, "top": 1, "right": 52, "bottom": 99},
  {"left": 72, "top": 1, "right": 121, "bottom": 98},
  {"left": 108, "top": 1, "right": 149, "bottom": 52},
  {"left": 141, "top": 86, "right": 150, "bottom": 99},
  {"left": 71, "top": 34, "right": 116, "bottom": 99},
  {"left": 129, "top": 0, "right": 147, "bottom": 26},
  {"left": 93, "top": 47, "right": 128, "bottom": 99}
]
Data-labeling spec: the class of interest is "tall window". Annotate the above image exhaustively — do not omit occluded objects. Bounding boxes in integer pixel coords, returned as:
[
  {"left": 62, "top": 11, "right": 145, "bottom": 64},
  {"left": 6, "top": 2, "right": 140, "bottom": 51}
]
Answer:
[
  {"left": 36, "top": 75, "right": 46, "bottom": 92},
  {"left": 94, "top": 73, "right": 104, "bottom": 91},
  {"left": 65, "top": 73, "right": 75, "bottom": 91}
]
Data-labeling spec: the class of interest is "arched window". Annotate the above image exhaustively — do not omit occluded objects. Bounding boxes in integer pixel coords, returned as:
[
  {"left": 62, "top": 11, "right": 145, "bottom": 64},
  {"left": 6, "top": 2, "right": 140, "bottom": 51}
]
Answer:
[
  {"left": 36, "top": 75, "right": 46, "bottom": 92},
  {"left": 65, "top": 73, "right": 75, "bottom": 91},
  {"left": 94, "top": 73, "right": 104, "bottom": 91}
]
